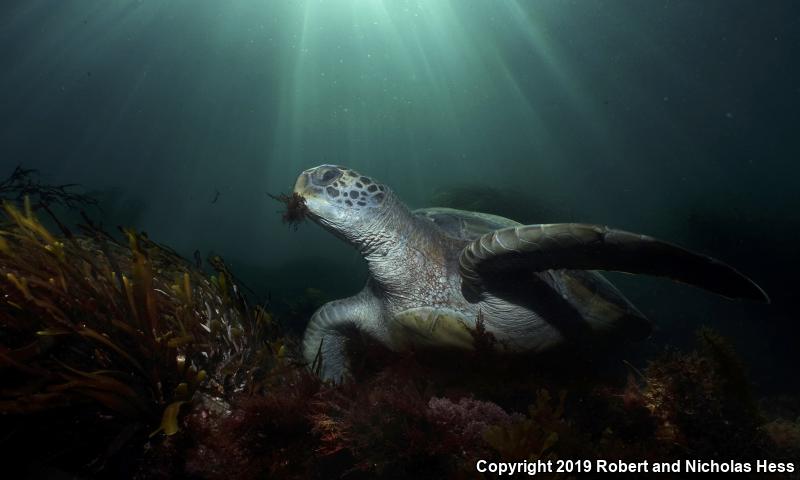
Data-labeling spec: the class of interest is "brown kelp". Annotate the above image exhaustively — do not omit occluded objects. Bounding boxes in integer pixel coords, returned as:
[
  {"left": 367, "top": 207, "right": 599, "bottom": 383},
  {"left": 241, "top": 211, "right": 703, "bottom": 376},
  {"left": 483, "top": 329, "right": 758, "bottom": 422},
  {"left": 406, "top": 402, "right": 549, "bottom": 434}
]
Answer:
[{"left": 0, "top": 199, "right": 280, "bottom": 474}]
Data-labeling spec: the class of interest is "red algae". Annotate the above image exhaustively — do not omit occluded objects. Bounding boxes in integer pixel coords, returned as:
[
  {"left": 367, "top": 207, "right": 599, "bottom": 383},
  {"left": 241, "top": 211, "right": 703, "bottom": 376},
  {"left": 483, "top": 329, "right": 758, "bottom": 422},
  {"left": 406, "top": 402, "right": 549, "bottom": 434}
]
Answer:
[{"left": 269, "top": 192, "right": 309, "bottom": 229}]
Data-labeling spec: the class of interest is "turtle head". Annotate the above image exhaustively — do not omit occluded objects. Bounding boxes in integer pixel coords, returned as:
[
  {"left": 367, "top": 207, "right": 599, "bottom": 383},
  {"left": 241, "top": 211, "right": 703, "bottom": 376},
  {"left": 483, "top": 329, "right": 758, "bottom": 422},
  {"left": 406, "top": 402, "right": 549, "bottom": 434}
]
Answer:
[{"left": 293, "top": 165, "right": 392, "bottom": 245}]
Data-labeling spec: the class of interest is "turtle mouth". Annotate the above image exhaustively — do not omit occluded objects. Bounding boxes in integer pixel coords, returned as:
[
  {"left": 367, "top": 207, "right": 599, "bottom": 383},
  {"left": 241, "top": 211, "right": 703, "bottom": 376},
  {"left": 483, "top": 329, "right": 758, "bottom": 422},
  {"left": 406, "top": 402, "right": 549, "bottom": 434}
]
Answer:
[{"left": 291, "top": 171, "right": 329, "bottom": 220}]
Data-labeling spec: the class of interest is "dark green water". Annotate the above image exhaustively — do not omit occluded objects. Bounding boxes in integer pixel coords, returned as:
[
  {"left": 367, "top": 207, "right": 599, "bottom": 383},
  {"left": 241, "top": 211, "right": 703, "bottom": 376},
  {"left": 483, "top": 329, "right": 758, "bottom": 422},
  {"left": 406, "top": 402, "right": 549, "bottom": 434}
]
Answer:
[{"left": 1, "top": 0, "right": 799, "bottom": 389}]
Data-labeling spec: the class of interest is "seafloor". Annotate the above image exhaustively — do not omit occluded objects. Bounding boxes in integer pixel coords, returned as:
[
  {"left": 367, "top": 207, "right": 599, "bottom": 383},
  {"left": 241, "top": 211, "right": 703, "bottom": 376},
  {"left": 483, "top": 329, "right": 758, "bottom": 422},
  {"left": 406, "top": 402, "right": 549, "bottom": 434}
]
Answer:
[{"left": 0, "top": 183, "right": 798, "bottom": 479}]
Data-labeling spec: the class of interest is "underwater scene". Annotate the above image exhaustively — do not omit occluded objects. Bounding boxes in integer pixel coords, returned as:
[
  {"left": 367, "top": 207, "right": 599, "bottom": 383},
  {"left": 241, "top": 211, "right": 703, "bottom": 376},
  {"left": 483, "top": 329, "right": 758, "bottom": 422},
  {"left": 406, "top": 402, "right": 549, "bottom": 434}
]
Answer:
[{"left": 1, "top": 0, "right": 799, "bottom": 478}]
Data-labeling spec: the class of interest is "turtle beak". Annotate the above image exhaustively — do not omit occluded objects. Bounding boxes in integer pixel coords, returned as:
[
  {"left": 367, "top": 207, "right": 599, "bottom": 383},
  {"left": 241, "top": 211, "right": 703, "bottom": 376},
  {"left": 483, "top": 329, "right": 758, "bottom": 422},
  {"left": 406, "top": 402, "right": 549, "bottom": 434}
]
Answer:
[
  {"left": 292, "top": 170, "right": 326, "bottom": 221},
  {"left": 293, "top": 172, "right": 310, "bottom": 198}
]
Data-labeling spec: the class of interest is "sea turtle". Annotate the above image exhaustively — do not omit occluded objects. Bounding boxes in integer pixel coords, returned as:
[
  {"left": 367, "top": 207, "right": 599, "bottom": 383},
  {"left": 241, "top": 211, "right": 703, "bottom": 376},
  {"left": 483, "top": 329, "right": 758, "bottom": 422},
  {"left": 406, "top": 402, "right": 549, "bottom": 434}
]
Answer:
[{"left": 292, "top": 165, "right": 769, "bottom": 381}]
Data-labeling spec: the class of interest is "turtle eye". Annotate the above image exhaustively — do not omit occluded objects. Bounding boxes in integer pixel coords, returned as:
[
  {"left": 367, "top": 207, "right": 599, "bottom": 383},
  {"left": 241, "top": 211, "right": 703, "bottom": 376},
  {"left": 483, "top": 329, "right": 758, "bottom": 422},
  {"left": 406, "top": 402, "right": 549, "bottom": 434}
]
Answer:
[
  {"left": 322, "top": 169, "right": 339, "bottom": 182},
  {"left": 311, "top": 166, "right": 343, "bottom": 186}
]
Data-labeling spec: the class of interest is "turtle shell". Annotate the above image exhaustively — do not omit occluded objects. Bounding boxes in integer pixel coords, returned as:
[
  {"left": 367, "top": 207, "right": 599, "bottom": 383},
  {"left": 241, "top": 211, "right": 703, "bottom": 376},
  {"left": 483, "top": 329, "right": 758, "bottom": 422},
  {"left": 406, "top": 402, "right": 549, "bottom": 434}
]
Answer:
[
  {"left": 415, "top": 207, "right": 651, "bottom": 339},
  {"left": 414, "top": 207, "right": 519, "bottom": 241}
]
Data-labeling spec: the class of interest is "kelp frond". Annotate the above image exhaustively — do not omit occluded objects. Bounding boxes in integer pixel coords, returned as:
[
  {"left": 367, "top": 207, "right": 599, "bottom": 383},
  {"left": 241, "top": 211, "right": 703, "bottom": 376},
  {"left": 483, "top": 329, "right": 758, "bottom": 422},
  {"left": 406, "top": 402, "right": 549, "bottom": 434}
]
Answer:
[
  {"left": 0, "top": 165, "right": 98, "bottom": 211},
  {"left": 0, "top": 202, "right": 281, "bottom": 471}
]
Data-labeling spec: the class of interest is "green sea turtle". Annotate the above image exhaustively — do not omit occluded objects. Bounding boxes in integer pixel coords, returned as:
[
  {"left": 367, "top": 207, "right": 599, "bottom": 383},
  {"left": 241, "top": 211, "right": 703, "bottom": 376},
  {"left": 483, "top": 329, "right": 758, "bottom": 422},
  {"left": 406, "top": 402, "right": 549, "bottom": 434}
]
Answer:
[{"left": 292, "top": 165, "right": 768, "bottom": 381}]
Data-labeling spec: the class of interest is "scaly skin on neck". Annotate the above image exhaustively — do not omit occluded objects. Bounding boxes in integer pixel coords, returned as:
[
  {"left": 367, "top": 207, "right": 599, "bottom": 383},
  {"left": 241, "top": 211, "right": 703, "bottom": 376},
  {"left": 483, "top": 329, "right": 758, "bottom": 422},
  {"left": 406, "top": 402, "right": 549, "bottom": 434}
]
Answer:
[{"left": 357, "top": 192, "right": 466, "bottom": 310}]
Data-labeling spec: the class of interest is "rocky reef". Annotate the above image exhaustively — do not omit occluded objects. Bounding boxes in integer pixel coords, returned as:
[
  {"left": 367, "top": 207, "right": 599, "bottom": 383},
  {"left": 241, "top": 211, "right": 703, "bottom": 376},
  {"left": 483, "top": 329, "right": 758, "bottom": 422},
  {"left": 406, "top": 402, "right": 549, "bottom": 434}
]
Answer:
[{"left": 0, "top": 199, "right": 798, "bottom": 479}]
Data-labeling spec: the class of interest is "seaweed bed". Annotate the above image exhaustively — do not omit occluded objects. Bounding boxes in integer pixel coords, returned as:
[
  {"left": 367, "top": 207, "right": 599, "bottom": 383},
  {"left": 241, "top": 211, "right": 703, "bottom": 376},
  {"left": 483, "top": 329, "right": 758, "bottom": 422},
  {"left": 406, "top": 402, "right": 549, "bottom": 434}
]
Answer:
[{"left": 0, "top": 202, "right": 799, "bottom": 479}]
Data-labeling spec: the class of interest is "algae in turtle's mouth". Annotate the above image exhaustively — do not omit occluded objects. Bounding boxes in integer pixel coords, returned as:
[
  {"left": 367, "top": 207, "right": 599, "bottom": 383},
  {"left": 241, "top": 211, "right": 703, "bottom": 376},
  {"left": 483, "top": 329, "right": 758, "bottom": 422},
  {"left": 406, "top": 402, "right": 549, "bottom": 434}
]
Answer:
[{"left": 269, "top": 191, "right": 309, "bottom": 229}]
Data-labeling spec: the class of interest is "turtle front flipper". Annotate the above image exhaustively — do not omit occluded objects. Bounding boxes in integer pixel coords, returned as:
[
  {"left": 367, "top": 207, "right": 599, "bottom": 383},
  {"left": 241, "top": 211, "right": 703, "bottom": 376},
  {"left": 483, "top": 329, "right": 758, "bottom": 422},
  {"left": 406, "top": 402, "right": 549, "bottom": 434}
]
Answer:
[
  {"left": 459, "top": 224, "right": 769, "bottom": 302},
  {"left": 302, "top": 291, "right": 384, "bottom": 382}
]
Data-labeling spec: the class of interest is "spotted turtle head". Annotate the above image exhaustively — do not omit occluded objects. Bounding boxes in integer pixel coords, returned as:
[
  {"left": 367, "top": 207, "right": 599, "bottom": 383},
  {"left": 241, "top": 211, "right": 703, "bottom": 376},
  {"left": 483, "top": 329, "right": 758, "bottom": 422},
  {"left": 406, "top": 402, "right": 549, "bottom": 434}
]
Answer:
[{"left": 293, "top": 165, "right": 391, "bottom": 242}]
